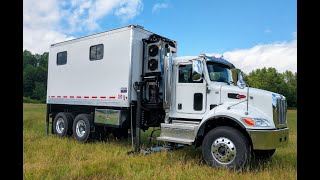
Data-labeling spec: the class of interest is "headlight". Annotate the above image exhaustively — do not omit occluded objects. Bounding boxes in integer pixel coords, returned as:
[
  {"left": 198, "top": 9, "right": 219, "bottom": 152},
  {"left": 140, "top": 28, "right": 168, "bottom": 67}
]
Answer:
[{"left": 242, "top": 117, "right": 271, "bottom": 127}]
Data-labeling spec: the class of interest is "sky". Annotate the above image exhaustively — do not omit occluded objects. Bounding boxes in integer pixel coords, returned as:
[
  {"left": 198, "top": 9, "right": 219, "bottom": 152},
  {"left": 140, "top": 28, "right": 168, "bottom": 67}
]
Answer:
[{"left": 23, "top": 0, "right": 297, "bottom": 73}]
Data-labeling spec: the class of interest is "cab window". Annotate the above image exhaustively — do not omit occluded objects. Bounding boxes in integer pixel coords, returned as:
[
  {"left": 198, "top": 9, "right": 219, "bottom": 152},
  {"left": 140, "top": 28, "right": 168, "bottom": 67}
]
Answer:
[{"left": 178, "top": 64, "right": 203, "bottom": 83}]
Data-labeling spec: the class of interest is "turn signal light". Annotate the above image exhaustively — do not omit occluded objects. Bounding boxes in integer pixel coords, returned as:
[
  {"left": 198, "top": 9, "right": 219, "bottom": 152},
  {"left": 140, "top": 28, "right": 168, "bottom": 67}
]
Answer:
[{"left": 242, "top": 118, "right": 255, "bottom": 126}]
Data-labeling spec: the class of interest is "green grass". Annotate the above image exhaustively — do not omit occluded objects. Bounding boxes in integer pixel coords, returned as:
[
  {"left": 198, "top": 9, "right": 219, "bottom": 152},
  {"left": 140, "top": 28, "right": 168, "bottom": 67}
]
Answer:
[{"left": 23, "top": 103, "right": 297, "bottom": 179}]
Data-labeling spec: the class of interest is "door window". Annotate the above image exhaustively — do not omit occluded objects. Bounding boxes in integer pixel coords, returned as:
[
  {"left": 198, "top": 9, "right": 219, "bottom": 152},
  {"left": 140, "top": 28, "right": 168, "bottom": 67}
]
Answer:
[{"left": 178, "top": 64, "right": 203, "bottom": 83}]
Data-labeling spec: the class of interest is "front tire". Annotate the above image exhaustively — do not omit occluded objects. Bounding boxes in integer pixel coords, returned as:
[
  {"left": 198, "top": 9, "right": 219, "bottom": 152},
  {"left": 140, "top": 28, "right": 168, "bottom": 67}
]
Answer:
[
  {"left": 73, "top": 114, "right": 93, "bottom": 143},
  {"left": 202, "top": 126, "right": 251, "bottom": 170}
]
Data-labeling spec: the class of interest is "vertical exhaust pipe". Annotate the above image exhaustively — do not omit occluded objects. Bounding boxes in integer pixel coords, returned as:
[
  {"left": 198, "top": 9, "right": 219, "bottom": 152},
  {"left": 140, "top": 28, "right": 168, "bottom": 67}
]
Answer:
[{"left": 134, "top": 82, "right": 143, "bottom": 152}]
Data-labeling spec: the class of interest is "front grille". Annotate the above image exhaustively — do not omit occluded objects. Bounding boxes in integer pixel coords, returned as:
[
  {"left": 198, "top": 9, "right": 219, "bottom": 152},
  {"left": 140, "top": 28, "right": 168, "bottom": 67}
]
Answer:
[
  {"left": 277, "top": 98, "right": 287, "bottom": 125},
  {"left": 273, "top": 95, "right": 287, "bottom": 128}
]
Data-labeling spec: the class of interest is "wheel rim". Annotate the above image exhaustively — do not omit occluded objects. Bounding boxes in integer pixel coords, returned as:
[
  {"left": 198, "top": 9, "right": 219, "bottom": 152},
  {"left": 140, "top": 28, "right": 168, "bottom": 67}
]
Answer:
[
  {"left": 76, "top": 120, "right": 86, "bottom": 138},
  {"left": 56, "top": 118, "right": 65, "bottom": 134},
  {"left": 211, "top": 137, "right": 236, "bottom": 164}
]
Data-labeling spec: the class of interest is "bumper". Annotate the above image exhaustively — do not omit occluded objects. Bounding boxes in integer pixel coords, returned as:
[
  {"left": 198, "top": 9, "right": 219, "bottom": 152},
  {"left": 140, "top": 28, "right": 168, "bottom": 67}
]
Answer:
[{"left": 247, "top": 128, "right": 289, "bottom": 150}]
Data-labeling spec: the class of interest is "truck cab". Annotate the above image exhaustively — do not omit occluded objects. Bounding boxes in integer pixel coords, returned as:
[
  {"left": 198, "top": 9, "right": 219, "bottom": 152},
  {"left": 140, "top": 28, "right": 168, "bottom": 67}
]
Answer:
[{"left": 156, "top": 54, "right": 289, "bottom": 169}]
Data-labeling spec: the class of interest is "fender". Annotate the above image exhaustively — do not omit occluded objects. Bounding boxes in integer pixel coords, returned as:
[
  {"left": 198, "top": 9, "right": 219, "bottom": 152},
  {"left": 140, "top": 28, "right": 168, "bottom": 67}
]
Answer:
[
  {"left": 196, "top": 102, "right": 272, "bottom": 138},
  {"left": 196, "top": 115, "right": 246, "bottom": 138}
]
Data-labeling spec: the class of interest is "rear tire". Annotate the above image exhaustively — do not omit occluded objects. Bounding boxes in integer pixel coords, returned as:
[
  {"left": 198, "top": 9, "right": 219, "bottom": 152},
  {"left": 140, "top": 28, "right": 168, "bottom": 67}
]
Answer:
[
  {"left": 202, "top": 126, "right": 251, "bottom": 170},
  {"left": 53, "top": 112, "right": 73, "bottom": 137},
  {"left": 253, "top": 149, "right": 276, "bottom": 160},
  {"left": 73, "top": 114, "right": 93, "bottom": 143}
]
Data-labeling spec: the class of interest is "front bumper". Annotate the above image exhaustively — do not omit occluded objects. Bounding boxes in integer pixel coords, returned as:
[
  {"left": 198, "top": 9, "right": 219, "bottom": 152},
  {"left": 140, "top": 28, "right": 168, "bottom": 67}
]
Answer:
[{"left": 247, "top": 128, "right": 289, "bottom": 150}]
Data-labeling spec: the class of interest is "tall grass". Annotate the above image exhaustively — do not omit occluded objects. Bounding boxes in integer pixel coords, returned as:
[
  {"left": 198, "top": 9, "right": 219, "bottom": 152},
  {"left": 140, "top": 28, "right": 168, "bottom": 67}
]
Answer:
[{"left": 23, "top": 103, "right": 297, "bottom": 179}]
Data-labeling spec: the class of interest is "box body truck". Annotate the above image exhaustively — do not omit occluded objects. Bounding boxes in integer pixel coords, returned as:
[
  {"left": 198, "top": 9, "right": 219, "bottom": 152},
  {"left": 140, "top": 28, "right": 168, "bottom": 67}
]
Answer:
[{"left": 46, "top": 25, "right": 289, "bottom": 169}]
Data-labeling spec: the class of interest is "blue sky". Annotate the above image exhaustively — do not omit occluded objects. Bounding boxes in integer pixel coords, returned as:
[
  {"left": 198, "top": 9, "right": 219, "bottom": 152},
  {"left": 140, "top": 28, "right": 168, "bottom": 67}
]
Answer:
[{"left": 23, "top": 0, "right": 297, "bottom": 73}]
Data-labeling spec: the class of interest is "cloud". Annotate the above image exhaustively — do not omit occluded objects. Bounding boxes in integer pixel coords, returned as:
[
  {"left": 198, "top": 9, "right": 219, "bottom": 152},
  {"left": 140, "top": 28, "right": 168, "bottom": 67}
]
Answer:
[
  {"left": 152, "top": 3, "right": 169, "bottom": 13},
  {"left": 206, "top": 38, "right": 297, "bottom": 73},
  {"left": 23, "top": 0, "right": 143, "bottom": 54},
  {"left": 115, "top": 0, "right": 143, "bottom": 22},
  {"left": 23, "top": 28, "right": 75, "bottom": 54}
]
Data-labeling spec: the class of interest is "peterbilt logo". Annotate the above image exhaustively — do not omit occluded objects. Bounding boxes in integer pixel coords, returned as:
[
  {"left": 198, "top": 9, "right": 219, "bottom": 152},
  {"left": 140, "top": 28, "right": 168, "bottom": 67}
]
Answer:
[{"left": 228, "top": 93, "right": 246, "bottom": 99}]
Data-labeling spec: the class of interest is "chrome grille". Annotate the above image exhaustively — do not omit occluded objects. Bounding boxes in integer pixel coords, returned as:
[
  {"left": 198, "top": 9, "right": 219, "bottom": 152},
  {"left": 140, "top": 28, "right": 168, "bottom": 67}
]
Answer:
[
  {"left": 277, "top": 98, "right": 287, "bottom": 125},
  {"left": 272, "top": 94, "right": 287, "bottom": 128}
]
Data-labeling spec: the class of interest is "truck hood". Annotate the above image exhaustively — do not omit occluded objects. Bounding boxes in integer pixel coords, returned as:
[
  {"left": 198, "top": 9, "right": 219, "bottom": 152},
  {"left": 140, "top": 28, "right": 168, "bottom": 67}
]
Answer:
[{"left": 217, "top": 84, "right": 274, "bottom": 119}]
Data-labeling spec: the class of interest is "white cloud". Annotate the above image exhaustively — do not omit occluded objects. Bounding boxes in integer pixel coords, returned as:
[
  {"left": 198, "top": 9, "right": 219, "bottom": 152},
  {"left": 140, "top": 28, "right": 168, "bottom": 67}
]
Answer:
[
  {"left": 115, "top": 0, "right": 143, "bottom": 22},
  {"left": 23, "top": 0, "right": 143, "bottom": 54},
  {"left": 152, "top": 3, "right": 169, "bottom": 13},
  {"left": 23, "top": 28, "right": 75, "bottom": 54},
  {"left": 206, "top": 38, "right": 297, "bottom": 73}
]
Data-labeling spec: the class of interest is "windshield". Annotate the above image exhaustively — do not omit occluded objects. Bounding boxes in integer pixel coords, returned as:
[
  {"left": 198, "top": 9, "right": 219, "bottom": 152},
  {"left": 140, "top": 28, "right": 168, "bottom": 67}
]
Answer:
[{"left": 207, "top": 62, "right": 233, "bottom": 83}]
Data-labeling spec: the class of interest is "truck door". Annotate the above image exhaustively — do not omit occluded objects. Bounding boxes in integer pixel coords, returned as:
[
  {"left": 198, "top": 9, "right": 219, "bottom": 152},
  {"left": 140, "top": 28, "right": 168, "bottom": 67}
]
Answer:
[{"left": 176, "top": 63, "right": 206, "bottom": 114}]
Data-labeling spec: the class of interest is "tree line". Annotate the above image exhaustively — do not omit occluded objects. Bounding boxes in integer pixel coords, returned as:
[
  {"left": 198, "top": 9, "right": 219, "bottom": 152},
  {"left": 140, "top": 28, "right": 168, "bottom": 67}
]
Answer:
[{"left": 23, "top": 50, "right": 297, "bottom": 107}]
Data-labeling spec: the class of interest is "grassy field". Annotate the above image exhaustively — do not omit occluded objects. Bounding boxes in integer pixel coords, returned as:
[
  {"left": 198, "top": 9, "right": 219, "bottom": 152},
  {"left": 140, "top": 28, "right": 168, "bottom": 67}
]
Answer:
[{"left": 23, "top": 103, "right": 297, "bottom": 179}]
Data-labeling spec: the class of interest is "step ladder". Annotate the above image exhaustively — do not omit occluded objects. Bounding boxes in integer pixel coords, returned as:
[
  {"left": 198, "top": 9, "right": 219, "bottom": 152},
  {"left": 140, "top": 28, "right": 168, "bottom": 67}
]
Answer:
[{"left": 156, "top": 120, "right": 200, "bottom": 145}]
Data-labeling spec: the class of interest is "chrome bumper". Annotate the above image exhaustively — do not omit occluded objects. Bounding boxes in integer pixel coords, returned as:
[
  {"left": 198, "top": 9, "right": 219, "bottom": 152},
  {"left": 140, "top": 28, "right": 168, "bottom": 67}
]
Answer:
[{"left": 247, "top": 128, "right": 289, "bottom": 150}]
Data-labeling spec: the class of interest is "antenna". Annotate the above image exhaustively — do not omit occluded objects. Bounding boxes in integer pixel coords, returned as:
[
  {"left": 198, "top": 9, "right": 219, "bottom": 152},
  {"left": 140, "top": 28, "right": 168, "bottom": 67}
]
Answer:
[{"left": 245, "top": 84, "right": 249, "bottom": 115}]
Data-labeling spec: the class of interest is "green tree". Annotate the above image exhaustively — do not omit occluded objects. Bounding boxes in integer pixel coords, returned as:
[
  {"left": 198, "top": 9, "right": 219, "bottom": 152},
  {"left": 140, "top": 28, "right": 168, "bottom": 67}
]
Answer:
[
  {"left": 282, "top": 71, "right": 297, "bottom": 107},
  {"left": 23, "top": 50, "right": 49, "bottom": 102},
  {"left": 33, "top": 82, "right": 46, "bottom": 102}
]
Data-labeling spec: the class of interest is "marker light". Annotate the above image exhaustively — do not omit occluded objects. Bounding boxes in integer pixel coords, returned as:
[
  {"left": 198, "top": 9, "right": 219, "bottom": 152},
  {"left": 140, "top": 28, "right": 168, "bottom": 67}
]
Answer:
[{"left": 242, "top": 118, "right": 255, "bottom": 126}]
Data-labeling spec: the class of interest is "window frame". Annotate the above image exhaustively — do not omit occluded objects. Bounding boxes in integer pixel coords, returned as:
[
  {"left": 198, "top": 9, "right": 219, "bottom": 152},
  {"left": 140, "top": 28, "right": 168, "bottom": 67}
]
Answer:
[
  {"left": 178, "top": 64, "right": 203, "bottom": 84},
  {"left": 89, "top": 44, "right": 104, "bottom": 61},
  {"left": 206, "top": 62, "right": 232, "bottom": 83},
  {"left": 56, "top": 51, "right": 67, "bottom": 65}
]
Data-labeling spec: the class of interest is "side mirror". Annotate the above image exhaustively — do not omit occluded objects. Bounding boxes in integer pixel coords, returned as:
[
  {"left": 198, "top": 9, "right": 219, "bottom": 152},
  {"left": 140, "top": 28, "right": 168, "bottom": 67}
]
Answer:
[
  {"left": 237, "top": 71, "right": 246, "bottom": 89},
  {"left": 191, "top": 60, "right": 203, "bottom": 81},
  {"left": 231, "top": 69, "right": 239, "bottom": 84},
  {"left": 231, "top": 68, "right": 246, "bottom": 88}
]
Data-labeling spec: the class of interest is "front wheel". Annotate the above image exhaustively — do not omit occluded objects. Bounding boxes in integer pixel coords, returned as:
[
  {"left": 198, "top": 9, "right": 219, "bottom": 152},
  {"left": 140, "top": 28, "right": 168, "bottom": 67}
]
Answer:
[{"left": 202, "top": 126, "right": 251, "bottom": 170}]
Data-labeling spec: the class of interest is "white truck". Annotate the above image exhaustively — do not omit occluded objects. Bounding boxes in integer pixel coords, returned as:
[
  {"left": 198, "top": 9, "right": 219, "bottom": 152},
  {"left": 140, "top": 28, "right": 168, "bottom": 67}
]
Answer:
[{"left": 46, "top": 25, "right": 289, "bottom": 169}]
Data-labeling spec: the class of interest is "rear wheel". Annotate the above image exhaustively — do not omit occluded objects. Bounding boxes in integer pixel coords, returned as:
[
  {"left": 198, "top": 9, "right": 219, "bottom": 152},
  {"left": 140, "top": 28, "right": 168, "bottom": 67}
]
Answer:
[
  {"left": 53, "top": 112, "right": 73, "bottom": 137},
  {"left": 202, "top": 126, "right": 251, "bottom": 170},
  {"left": 253, "top": 149, "right": 276, "bottom": 160},
  {"left": 73, "top": 114, "right": 93, "bottom": 143}
]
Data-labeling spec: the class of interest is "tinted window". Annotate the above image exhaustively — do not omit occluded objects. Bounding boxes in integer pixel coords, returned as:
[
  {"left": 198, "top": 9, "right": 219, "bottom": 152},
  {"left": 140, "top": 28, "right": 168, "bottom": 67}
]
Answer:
[
  {"left": 90, "top": 44, "right": 104, "bottom": 61},
  {"left": 57, "top": 51, "right": 67, "bottom": 65},
  {"left": 178, "top": 64, "right": 203, "bottom": 83}
]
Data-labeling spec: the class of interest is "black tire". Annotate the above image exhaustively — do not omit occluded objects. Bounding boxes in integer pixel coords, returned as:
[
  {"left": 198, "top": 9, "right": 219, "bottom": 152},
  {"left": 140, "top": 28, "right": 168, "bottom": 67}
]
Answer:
[
  {"left": 202, "top": 126, "right": 251, "bottom": 170},
  {"left": 72, "top": 114, "right": 93, "bottom": 143},
  {"left": 53, "top": 112, "right": 73, "bottom": 137},
  {"left": 253, "top": 149, "right": 276, "bottom": 160}
]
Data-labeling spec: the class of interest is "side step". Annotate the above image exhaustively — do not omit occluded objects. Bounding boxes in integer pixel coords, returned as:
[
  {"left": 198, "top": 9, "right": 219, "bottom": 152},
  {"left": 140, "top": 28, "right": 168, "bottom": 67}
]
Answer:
[
  {"left": 157, "top": 136, "right": 194, "bottom": 145},
  {"left": 156, "top": 121, "right": 199, "bottom": 145}
]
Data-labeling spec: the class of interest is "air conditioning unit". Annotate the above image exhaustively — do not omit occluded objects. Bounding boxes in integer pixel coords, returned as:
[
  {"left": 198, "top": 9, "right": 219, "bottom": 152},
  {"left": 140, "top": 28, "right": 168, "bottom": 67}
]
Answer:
[{"left": 145, "top": 42, "right": 165, "bottom": 73}]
